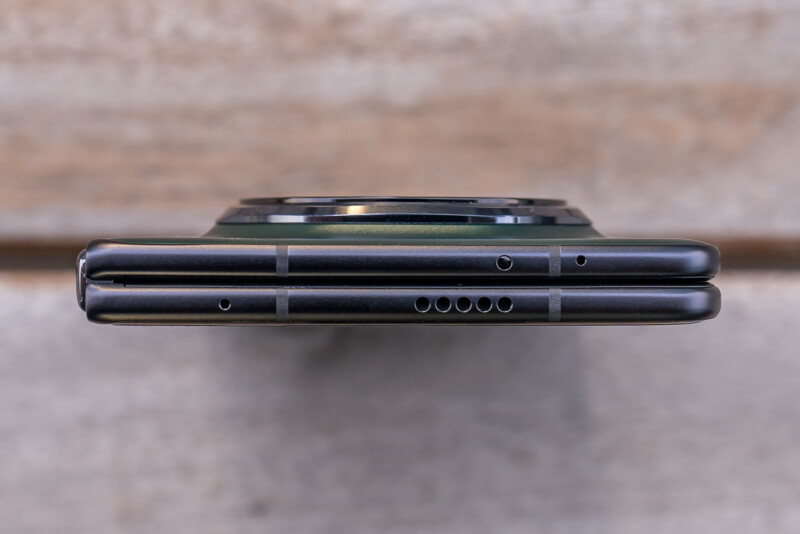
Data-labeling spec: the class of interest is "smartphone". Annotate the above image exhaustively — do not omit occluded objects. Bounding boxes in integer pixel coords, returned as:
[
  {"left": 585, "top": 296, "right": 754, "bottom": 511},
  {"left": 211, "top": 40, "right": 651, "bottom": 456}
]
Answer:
[{"left": 77, "top": 197, "right": 721, "bottom": 325}]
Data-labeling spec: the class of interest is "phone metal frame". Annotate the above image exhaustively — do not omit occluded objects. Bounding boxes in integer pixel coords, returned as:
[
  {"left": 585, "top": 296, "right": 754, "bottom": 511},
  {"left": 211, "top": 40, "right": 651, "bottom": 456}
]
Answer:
[{"left": 77, "top": 197, "right": 721, "bottom": 325}]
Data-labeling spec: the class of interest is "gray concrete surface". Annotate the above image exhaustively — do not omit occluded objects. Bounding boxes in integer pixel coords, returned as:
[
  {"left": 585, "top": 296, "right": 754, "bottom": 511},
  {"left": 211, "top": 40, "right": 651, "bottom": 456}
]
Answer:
[{"left": 1, "top": 271, "right": 798, "bottom": 533}]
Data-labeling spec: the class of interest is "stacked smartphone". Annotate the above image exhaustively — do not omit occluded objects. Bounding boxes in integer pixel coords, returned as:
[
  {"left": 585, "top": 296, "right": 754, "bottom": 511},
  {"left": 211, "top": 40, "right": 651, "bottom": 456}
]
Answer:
[{"left": 77, "top": 197, "right": 720, "bottom": 325}]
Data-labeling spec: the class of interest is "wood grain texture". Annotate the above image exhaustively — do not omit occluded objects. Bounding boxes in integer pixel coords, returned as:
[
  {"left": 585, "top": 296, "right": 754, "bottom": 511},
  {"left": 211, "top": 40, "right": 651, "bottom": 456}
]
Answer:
[
  {"left": 1, "top": 0, "right": 799, "bottom": 239},
  {"left": 2, "top": 5, "right": 796, "bottom": 530},
  {"left": 0, "top": 271, "right": 798, "bottom": 533}
]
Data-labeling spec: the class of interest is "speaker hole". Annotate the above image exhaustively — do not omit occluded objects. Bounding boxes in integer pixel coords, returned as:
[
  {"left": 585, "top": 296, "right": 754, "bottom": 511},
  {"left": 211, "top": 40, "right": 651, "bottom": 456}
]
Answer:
[
  {"left": 415, "top": 297, "right": 431, "bottom": 313},
  {"left": 496, "top": 255, "right": 513, "bottom": 271},
  {"left": 456, "top": 297, "right": 472, "bottom": 313},
  {"left": 219, "top": 299, "right": 231, "bottom": 311},
  {"left": 576, "top": 255, "right": 587, "bottom": 266},
  {"left": 497, "top": 297, "right": 513, "bottom": 313},
  {"left": 476, "top": 297, "right": 492, "bottom": 313},
  {"left": 435, "top": 297, "right": 452, "bottom": 313}
]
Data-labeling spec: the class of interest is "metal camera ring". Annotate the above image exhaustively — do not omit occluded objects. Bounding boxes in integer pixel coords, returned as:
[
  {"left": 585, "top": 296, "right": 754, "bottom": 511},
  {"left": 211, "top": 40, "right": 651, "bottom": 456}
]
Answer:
[{"left": 216, "top": 197, "right": 592, "bottom": 225}]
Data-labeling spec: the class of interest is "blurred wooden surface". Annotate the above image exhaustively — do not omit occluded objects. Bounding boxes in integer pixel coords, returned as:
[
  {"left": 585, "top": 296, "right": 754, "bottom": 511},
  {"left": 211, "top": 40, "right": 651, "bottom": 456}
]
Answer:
[
  {"left": 1, "top": 0, "right": 799, "bottom": 238},
  {"left": 1, "top": 1, "right": 799, "bottom": 533},
  {"left": 1, "top": 272, "right": 799, "bottom": 534}
]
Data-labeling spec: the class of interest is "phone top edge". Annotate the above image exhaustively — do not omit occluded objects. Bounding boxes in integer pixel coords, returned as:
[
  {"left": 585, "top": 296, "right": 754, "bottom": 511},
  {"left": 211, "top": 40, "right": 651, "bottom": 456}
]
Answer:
[
  {"left": 82, "top": 239, "right": 720, "bottom": 281},
  {"left": 83, "top": 283, "right": 720, "bottom": 326},
  {"left": 93, "top": 236, "right": 720, "bottom": 247}
]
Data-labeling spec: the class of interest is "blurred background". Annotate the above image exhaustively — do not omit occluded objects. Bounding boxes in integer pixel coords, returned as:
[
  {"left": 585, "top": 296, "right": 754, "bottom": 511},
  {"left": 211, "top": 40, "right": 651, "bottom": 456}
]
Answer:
[{"left": 1, "top": 1, "right": 799, "bottom": 532}]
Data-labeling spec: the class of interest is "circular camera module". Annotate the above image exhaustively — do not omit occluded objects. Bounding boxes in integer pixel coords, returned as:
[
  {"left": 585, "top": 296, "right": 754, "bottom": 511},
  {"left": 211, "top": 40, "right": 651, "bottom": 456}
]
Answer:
[{"left": 217, "top": 197, "right": 591, "bottom": 226}]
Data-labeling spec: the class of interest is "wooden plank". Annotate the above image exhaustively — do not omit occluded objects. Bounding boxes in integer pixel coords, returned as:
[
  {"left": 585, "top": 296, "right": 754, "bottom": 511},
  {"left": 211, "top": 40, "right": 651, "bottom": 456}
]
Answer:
[
  {"left": 0, "top": 271, "right": 799, "bottom": 532},
  {"left": 0, "top": 1, "right": 799, "bottom": 239}
]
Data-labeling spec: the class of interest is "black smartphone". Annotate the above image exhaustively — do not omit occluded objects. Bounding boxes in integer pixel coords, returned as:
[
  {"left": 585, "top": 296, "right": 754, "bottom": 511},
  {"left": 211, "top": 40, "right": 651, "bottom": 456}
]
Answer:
[{"left": 77, "top": 197, "right": 721, "bottom": 325}]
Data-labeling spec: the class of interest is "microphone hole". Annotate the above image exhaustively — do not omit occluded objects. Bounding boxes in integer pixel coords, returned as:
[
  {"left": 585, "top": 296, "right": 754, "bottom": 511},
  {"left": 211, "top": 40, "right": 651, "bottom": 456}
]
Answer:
[
  {"left": 435, "top": 297, "right": 452, "bottom": 313},
  {"left": 456, "top": 297, "right": 472, "bottom": 313},
  {"left": 496, "top": 255, "right": 513, "bottom": 271},
  {"left": 497, "top": 297, "right": 513, "bottom": 313},
  {"left": 415, "top": 297, "right": 431, "bottom": 313}
]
